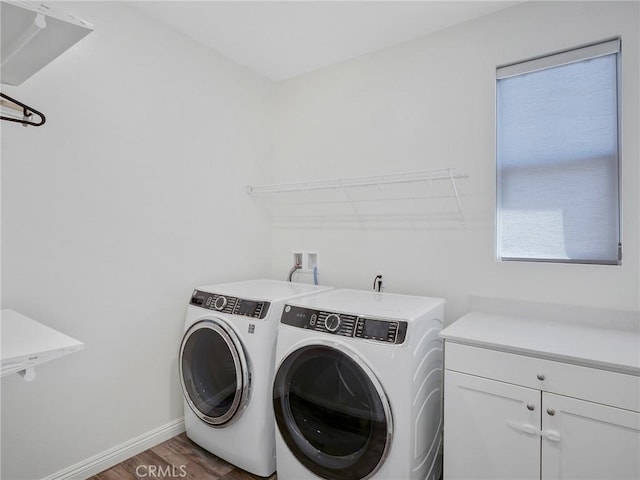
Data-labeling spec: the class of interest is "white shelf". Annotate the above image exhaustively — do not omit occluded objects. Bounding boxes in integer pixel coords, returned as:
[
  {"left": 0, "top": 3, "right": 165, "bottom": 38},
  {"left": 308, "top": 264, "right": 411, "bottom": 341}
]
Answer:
[
  {"left": 1, "top": 309, "right": 84, "bottom": 381},
  {"left": 247, "top": 168, "right": 467, "bottom": 194},
  {"left": 247, "top": 168, "right": 469, "bottom": 223}
]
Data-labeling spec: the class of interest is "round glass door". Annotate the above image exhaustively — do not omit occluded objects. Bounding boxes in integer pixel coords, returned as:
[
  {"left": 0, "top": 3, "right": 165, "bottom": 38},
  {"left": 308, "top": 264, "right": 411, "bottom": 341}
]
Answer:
[
  {"left": 179, "top": 319, "right": 249, "bottom": 426},
  {"left": 273, "top": 344, "right": 392, "bottom": 480}
]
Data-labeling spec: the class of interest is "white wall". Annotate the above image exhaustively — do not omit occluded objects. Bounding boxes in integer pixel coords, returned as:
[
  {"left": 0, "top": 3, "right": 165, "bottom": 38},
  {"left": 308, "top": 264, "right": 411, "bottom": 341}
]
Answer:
[
  {"left": 2, "top": 2, "right": 639, "bottom": 479},
  {"left": 271, "top": 1, "right": 640, "bottom": 322},
  {"left": 1, "top": 3, "right": 274, "bottom": 479}
]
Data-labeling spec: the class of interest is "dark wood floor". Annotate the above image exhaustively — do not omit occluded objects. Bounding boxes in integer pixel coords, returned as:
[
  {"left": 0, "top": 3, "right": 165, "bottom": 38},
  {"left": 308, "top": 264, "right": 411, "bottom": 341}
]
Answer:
[{"left": 90, "top": 433, "right": 277, "bottom": 480}]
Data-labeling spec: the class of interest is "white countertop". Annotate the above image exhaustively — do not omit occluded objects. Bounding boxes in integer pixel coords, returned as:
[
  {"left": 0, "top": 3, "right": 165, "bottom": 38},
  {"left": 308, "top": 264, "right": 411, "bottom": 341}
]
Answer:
[
  {"left": 1, "top": 309, "right": 84, "bottom": 379},
  {"left": 440, "top": 312, "right": 640, "bottom": 376}
]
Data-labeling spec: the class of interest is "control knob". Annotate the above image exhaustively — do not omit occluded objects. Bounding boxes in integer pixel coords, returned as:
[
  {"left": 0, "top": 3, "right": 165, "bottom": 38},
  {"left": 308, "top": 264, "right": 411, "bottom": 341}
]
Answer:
[
  {"left": 214, "top": 296, "right": 228, "bottom": 311},
  {"left": 325, "top": 314, "right": 341, "bottom": 332}
]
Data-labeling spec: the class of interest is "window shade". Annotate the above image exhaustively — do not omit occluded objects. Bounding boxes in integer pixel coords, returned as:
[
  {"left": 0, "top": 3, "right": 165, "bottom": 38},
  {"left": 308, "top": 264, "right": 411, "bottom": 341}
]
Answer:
[{"left": 496, "top": 40, "right": 620, "bottom": 264}]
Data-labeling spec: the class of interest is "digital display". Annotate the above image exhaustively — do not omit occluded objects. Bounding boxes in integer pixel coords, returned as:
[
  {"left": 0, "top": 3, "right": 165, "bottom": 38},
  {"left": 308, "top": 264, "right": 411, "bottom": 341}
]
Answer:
[
  {"left": 363, "top": 319, "right": 388, "bottom": 339},
  {"left": 239, "top": 300, "right": 258, "bottom": 315}
]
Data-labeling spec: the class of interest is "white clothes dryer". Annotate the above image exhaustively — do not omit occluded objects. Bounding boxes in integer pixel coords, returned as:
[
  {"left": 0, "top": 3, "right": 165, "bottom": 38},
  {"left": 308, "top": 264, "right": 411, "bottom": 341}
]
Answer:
[
  {"left": 272, "top": 289, "right": 445, "bottom": 480},
  {"left": 179, "top": 279, "right": 332, "bottom": 477}
]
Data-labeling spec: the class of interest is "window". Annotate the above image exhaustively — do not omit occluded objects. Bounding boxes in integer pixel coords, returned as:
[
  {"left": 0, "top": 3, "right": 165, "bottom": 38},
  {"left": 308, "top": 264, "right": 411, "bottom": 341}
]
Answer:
[{"left": 496, "top": 39, "right": 621, "bottom": 265}]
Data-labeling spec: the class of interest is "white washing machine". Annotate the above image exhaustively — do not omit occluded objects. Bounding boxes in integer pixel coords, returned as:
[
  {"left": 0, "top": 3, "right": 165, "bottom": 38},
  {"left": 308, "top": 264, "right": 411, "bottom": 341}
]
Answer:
[
  {"left": 272, "top": 288, "right": 445, "bottom": 480},
  {"left": 179, "top": 279, "right": 333, "bottom": 477}
]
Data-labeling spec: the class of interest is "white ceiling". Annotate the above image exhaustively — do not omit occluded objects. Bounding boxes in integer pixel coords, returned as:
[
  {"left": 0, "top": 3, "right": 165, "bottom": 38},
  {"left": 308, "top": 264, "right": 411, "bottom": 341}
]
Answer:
[{"left": 130, "top": 1, "right": 520, "bottom": 81}]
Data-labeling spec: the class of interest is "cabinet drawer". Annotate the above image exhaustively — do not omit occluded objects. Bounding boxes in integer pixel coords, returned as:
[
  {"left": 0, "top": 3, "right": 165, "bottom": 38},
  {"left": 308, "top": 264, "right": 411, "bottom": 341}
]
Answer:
[{"left": 444, "top": 342, "right": 640, "bottom": 412}]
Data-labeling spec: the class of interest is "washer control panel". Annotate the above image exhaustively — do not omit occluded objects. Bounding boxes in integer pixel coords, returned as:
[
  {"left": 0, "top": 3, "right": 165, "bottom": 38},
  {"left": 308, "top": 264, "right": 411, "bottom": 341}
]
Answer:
[
  {"left": 281, "top": 305, "right": 407, "bottom": 345},
  {"left": 190, "top": 290, "right": 270, "bottom": 319}
]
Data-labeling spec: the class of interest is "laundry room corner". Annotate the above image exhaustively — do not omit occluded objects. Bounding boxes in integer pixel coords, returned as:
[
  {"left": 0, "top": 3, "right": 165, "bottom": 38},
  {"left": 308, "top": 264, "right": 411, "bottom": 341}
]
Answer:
[
  {"left": 1, "top": 2, "right": 275, "bottom": 479},
  {"left": 1, "top": 1, "right": 638, "bottom": 479},
  {"left": 268, "top": 0, "right": 640, "bottom": 323}
]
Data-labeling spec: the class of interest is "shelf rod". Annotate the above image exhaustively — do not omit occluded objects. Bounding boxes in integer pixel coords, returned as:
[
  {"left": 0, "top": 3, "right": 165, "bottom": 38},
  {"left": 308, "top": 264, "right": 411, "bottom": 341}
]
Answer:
[{"left": 0, "top": 98, "right": 23, "bottom": 113}]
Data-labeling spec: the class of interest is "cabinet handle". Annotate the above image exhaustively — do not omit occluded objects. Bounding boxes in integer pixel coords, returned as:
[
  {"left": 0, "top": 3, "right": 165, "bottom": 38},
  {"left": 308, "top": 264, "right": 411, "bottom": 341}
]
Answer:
[
  {"left": 526, "top": 403, "right": 535, "bottom": 411},
  {"left": 506, "top": 421, "right": 542, "bottom": 437},
  {"left": 544, "top": 430, "right": 561, "bottom": 442},
  {"left": 537, "top": 373, "right": 545, "bottom": 381},
  {"left": 547, "top": 408, "right": 556, "bottom": 416}
]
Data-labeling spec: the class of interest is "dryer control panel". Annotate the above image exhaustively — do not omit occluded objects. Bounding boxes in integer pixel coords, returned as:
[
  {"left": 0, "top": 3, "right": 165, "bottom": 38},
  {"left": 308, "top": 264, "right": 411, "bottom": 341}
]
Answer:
[
  {"left": 281, "top": 305, "right": 407, "bottom": 345},
  {"left": 190, "top": 290, "right": 270, "bottom": 319}
]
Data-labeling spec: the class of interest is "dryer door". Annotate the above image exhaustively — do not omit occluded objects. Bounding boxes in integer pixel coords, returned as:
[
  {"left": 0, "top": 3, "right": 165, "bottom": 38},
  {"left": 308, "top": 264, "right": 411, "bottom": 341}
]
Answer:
[
  {"left": 179, "top": 319, "right": 249, "bottom": 426},
  {"left": 273, "top": 344, "right": 392, "bottom": 480}
]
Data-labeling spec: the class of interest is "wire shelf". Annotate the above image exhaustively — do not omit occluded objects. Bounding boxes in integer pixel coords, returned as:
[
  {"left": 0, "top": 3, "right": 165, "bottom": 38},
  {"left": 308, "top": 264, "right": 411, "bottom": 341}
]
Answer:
[{"left": 247, "top": 168, "right": 470, "bottom": 223}]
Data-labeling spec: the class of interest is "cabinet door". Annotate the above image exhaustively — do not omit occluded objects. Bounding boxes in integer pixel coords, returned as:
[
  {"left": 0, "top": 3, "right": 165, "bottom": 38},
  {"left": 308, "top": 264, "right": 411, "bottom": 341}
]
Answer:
[
  {"left": 542, "top": 392, "right": 640, "bottom": 480},
  {"left": 444, "top": 370, "right": 541, "bottom": 480}
]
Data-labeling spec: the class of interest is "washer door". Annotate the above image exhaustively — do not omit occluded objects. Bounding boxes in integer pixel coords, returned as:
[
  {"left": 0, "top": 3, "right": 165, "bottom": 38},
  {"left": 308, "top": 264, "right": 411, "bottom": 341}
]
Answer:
[
  {"left": 179, "top": 319, "right": 249, "bottom": 426},
  {"left": 273, "top": 344, "right": 392, "bottom": 480}
]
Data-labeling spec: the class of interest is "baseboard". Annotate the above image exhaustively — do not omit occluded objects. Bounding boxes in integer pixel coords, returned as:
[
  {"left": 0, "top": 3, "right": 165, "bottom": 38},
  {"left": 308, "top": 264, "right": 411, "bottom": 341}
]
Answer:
[{"left": 42, "top": 417, "right": 185, "bottom": 480}]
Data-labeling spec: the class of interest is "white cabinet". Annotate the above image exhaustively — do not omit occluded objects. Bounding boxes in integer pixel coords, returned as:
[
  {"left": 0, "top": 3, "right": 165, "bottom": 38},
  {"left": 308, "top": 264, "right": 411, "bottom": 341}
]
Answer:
[
  {"left": 444, "top": 371, "right": 540, "bottom": 480},
  {"left": 542, "top": 393, "right": 640, "bottom": 480},
  {"left": 440, "top": 312, "right": 640, "bottom": 480}
]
